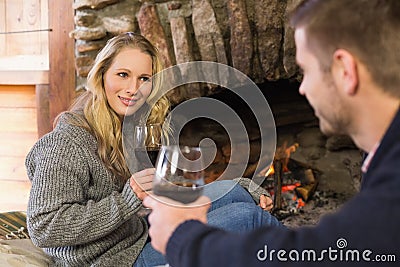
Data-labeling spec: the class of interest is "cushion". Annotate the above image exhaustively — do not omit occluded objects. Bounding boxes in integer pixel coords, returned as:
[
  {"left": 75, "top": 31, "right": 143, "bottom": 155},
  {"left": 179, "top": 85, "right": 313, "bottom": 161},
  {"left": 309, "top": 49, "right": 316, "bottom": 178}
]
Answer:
[
  {"left": 0, "top": 211, "right": 52, "bottom": 266},
  {"left": 0, "top": 239, "right": 52, "bottom": 266}
]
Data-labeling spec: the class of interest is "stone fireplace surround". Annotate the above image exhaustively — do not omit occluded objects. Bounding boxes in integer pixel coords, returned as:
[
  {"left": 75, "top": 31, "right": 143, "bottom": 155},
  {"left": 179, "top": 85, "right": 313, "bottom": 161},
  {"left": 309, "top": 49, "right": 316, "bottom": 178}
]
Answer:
[
  {"left": 71, "top": 0, "right": 302, "bottom": 98},
  {"left": 70, "top": 0, "right": 362, "bottom": 215}
]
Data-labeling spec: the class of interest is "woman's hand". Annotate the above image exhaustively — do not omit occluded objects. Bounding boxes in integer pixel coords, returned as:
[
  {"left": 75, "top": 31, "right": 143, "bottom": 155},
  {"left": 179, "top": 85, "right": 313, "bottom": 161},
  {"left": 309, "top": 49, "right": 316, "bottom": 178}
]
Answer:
[
  {"left": 129, "top": 168, "right": 155, "bottom": 201},
  {"left": 259, "top": 194, "right": 273, "bottom": 211}
]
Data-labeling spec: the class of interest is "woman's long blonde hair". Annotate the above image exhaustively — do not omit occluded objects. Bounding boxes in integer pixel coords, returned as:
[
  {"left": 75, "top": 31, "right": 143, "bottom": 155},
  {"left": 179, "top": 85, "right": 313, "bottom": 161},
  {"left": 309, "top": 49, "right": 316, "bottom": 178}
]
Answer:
[{"left": 60, "top": 33, "right": 170, "bottom": 182}]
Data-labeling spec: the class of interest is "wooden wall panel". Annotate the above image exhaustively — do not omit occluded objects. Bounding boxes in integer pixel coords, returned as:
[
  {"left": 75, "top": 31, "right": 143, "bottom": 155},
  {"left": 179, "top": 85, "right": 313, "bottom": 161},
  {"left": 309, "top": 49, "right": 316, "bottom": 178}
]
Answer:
[
  {"left": 0, "top": 0, "right": 51, "bottom": 211},
  {"left": 0, "top": 0, "right": 48, "bottom": 70},
  {"left": 0, "top": 85, "right": 37, "bottom": 185},
  {"left": 0, "top": 0, "right": 5, "bottom": 56},
  {"left": 4, "top": 0, "right": 42, "bottom": 55},
  {"left": 0, "top": 156, "right": 29, "bottom": 180},
  {"left": 0, "top": 84, "right": 35, "bottom": 107},
  {"left": 0, "top": 107, "right": 36, "bottom": 132},
  {"left": 0, "top": 132, "right": 37, "bottom": 157},
  {"left": 0, "top": 181, "right": 31, "bottom": 212}
]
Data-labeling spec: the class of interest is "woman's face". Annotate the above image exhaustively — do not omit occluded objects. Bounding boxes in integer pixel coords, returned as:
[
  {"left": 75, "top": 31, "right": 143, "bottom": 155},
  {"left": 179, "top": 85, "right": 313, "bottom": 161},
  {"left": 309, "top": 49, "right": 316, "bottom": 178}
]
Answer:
[{"left": 103, "top": 48, "right": 153, "bottom": 118}]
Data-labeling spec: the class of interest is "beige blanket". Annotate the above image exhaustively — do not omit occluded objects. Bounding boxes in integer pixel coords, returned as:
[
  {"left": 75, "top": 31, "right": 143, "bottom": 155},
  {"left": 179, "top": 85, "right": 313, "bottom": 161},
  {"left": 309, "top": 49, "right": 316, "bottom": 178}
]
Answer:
[{"left": 0, "top": 239, "right": 52, "bottom": 267}]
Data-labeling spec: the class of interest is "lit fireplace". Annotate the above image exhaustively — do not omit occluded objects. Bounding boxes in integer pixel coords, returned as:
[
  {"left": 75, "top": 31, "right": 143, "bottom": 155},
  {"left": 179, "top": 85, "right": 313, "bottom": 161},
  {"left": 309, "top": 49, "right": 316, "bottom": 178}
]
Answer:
[{"left": 258, "top": 142, "right": 318, "bottom": 219}]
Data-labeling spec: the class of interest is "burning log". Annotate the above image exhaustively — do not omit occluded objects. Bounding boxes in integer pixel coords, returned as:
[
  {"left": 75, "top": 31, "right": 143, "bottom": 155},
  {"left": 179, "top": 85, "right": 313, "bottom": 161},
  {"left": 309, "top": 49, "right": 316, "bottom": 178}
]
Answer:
[
  {"left": 258, "top": 142, "right": 319, "bottom": 218},
  {"left": 295, "top": 169, "right": 317, "bottom": 202},
  {"left": 272, "top": 159, "right": 283, "bottom": 211},
  {"left": 272, "top": 142, "right": 299, "bottom": 212}
]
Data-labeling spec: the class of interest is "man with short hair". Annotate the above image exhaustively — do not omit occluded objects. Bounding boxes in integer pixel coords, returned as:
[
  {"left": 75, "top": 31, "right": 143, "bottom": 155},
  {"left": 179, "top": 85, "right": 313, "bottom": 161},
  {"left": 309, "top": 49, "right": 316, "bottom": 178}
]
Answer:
[{"left": 144, "top": 0, "right": 400, "bottom": 266}]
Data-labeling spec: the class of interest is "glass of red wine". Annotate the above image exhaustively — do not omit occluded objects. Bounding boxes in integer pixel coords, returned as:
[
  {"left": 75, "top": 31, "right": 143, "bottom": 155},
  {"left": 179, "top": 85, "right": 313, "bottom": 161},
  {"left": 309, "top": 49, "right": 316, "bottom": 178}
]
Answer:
[
  {"left": 133, "top": 123, "right": 162, "bottom": 170},
  {"left": 153, "top": 145, "right": 205, "bottom": 205},
  {"left": 133, "top": 123, "right": 162, "bottom": 215}
]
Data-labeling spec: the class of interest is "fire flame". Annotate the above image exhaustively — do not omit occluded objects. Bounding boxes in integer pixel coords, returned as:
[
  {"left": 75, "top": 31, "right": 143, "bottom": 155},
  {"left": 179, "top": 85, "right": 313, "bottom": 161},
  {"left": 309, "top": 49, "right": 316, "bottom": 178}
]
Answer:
[
  {"left": 265, "top": 164, "right": 275, "bottom": 176},
  {"left": 261, "top": 142, "right": 299, "bottom": 177}
]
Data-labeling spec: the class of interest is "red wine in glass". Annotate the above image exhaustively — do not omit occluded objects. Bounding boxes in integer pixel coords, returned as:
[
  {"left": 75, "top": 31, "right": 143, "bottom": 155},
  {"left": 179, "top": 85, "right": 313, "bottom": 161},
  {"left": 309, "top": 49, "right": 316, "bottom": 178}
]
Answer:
[
  {"left": 133, "top": 123, "right": 162, "bottom": 171},
  {"left": 153, "top": 146, "right": 205, "bottom": 204},
  {"left": 133, "top": 123, "right": 163, "bottom": 216},
  {"left": 153, "top": 180, "right": 204, "bottom": 204},
  {"left": 134, "top": 147, "right": 160, "bottom": 169}
]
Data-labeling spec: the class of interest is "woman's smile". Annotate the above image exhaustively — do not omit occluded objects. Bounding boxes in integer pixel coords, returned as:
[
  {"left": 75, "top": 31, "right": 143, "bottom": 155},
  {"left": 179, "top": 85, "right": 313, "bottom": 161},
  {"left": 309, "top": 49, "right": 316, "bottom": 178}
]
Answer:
[{"left": 119, "top": 95, "right": 138, "bottom": 106}]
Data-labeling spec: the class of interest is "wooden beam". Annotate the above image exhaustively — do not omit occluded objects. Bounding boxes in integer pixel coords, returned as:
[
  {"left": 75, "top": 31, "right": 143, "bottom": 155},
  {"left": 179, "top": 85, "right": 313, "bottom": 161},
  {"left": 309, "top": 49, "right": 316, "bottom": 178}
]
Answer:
[
  {"left": 36, "top": 84, "right": 52, "bottom": 138},
  {"left": 0, "top": 70, "right": 48, "bottom": 85},
  {"left": 47, "top": 0, "right": 75, "bottom": 132}
]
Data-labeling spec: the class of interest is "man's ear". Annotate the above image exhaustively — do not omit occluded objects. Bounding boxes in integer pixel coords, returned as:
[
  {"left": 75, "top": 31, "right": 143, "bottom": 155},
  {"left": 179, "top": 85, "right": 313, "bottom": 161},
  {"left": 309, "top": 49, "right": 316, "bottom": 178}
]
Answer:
[{"left": 331, "top": 49, "right": 359, "bottom": 96}]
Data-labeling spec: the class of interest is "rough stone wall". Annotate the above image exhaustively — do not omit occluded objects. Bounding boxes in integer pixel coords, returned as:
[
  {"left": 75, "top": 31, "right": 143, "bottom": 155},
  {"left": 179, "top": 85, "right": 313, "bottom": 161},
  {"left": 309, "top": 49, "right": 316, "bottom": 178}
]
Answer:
[{"left": 71, "top": 0, "right": 302, "bottom": 102}]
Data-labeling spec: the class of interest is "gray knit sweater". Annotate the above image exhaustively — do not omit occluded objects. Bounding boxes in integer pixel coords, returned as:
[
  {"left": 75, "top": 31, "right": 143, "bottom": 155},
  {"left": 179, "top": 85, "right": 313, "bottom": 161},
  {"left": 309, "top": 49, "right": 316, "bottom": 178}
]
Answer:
[{"left": 25, "top": 113, "right": 148, "bottom": 266}]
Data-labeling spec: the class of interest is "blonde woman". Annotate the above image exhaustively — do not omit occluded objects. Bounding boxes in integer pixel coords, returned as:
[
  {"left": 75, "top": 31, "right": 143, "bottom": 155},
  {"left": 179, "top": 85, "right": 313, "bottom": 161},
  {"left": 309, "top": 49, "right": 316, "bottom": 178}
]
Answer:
[{"left": 26, "top": 33, "right": 280, "bottom": 267}]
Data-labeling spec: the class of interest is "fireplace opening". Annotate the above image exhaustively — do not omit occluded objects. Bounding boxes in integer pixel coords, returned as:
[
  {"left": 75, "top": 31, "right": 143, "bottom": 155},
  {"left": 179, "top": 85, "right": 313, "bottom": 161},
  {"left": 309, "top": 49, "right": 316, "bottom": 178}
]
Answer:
[
  {"left": 174, "top": 80, "right": 362, "bottom": 225},
  {"left": 176, "top": 79, "right": 316, "bottom": 181}
]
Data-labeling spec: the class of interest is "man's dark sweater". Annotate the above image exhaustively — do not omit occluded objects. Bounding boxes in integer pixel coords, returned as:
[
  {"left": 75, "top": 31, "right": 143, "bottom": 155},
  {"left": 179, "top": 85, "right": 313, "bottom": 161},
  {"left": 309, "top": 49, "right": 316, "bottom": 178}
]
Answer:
[{"left": 166, "top": 109, "right": 400, "bottom": 267}]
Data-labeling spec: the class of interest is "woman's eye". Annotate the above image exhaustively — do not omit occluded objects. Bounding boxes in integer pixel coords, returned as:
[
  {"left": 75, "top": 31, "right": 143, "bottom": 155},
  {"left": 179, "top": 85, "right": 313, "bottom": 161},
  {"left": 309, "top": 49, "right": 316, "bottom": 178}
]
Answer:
[
  {"left": 118, "top": 72, "right": 128, "bottom": 78},
  {"left": 140, "top": 76, "right": 151, "bottom": 82}
]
